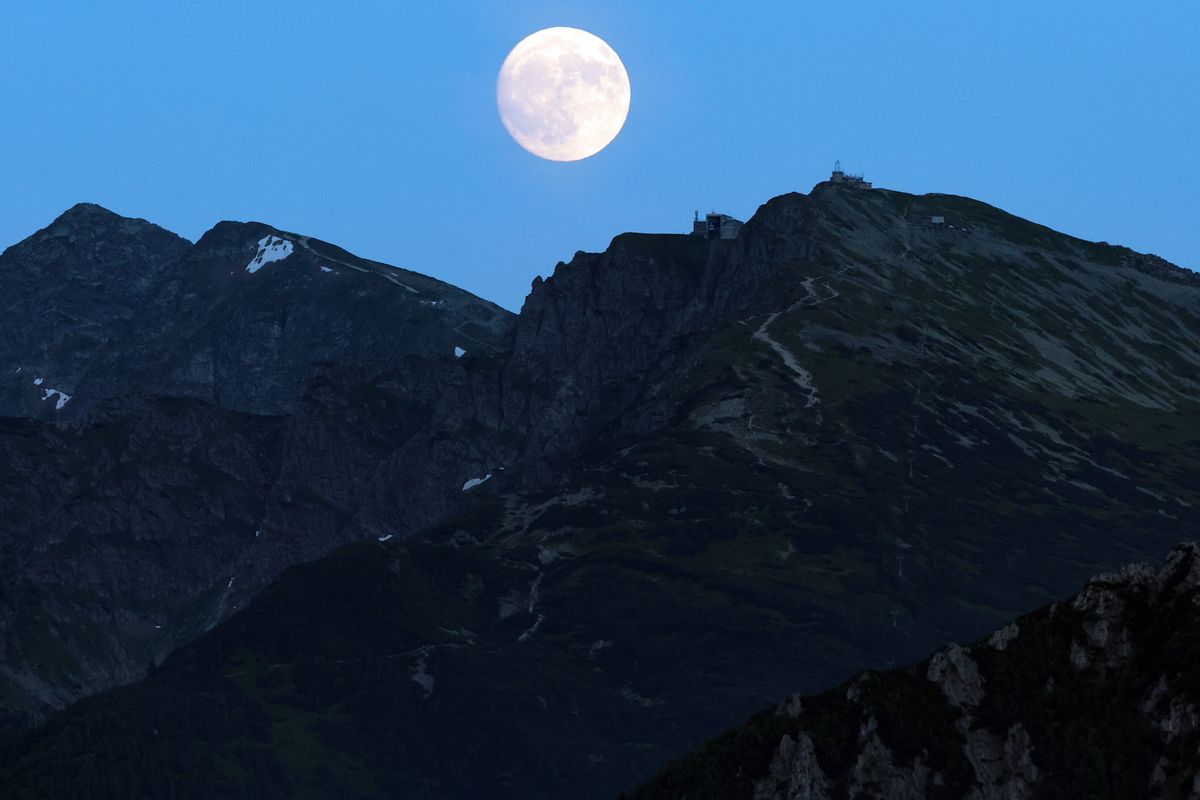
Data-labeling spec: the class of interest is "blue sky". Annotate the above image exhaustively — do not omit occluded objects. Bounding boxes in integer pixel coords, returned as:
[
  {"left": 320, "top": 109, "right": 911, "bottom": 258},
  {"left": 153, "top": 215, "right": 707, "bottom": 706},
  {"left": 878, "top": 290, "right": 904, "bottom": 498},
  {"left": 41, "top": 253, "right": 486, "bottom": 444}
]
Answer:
[{"left": 2, "top": 1, "right": 1196, "bottom": 311}]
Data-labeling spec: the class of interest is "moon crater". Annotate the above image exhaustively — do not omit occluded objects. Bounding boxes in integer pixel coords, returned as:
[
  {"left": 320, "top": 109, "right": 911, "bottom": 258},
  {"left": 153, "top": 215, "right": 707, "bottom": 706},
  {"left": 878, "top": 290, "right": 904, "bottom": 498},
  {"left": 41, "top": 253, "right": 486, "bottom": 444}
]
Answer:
[{"left": 497, "top": 27, "right": 631, "bottom": 162}]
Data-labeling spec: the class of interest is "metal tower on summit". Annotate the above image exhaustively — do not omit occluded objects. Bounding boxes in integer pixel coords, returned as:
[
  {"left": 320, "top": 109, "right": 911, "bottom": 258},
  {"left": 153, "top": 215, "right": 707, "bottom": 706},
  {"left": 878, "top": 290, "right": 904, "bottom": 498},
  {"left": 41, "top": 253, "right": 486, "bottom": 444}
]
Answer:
[{"left": 830, "top": 160, "right": 873, "bottom": 189}]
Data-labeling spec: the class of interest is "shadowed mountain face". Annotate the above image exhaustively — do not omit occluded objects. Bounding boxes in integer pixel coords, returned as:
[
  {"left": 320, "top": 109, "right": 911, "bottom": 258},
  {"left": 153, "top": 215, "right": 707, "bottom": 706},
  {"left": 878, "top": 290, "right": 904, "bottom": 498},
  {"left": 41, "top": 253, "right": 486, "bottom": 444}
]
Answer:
[
  {"left": 0, "top": 204, "right": 192, "bottom": 419},
  {"left": 629, "top": 543, "right": 1200, "bottom": 800},
  {"left": 0, "top": 184, "right": 1198, "bottom": 797},
  {"left": 0, "top": 204, "right": 510, "bottom": 419},
  {"left": 0, "top": 210, "right": 515, "bottom": 731}
]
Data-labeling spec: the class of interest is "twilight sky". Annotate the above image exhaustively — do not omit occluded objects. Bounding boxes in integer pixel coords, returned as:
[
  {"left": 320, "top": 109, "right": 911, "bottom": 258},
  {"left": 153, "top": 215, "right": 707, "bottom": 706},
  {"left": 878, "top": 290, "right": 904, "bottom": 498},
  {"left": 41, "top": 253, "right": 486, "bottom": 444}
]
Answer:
[{"left": 2, "top": 1, "right": 1197, "bottom": 311}]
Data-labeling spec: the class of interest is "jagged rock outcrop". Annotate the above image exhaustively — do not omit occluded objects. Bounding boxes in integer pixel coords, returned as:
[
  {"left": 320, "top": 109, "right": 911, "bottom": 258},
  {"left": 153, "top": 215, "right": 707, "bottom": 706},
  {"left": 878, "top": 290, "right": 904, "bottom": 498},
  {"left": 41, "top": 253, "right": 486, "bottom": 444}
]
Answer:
[
  {"left": 632, "top": 544, "right": 1200, "bottom": 800},
  {"left": 755, "top": 733, "right": 830, "bottom": 800},
  {"left": 927, "top": 643, "right": 984, "bottom": 708}
]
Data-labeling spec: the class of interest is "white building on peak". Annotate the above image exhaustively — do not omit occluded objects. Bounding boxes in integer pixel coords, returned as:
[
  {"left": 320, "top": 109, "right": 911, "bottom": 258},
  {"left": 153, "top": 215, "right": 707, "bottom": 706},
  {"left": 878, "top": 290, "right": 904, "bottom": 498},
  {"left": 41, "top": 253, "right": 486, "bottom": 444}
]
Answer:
[{"left": 830, "top": 160, "right": 872, "bottom": 189}]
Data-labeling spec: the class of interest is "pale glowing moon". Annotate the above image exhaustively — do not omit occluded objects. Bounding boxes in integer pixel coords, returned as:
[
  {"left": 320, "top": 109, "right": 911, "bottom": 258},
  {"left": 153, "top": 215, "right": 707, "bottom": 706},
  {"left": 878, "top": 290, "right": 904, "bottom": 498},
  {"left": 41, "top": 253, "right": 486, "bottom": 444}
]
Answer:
[{"left": 497, "top": 27, "right": 631, "bottom": 162}]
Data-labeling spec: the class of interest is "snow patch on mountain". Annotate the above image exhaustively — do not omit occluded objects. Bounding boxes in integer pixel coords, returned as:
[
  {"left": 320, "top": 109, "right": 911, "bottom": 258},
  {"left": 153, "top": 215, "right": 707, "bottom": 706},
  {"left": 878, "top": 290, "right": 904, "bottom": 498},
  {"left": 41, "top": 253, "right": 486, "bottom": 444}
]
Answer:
[
  {"left": 462, "top": 473, "right": 492, "bottom": 491},
  {"left": 246, "top": 236, "right": 294, "bottom": 273},
  {"left": 41, "top": 388, "right": 72, "bottom": 410},
  {"left": 410, "top": 649, "right": 435, "bottom": 697}
]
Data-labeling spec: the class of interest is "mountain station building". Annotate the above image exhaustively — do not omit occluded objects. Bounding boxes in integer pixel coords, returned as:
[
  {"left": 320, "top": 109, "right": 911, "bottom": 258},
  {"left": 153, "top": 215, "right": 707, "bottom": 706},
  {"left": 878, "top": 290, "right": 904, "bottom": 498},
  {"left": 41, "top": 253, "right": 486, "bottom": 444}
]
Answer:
[
  {"left": 830, "top": 160, "right": 872, "bottom": 189},
  {"left": 692, "top": 211, "right": 743, "bottom": 240}
]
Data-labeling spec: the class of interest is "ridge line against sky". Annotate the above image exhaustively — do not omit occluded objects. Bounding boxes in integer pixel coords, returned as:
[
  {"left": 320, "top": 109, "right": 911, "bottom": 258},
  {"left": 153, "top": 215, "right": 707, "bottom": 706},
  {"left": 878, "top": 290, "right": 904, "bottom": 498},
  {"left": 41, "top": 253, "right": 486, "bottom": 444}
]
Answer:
[{"left": 2, "top": 2, "right": 1196, "bottom": 311}]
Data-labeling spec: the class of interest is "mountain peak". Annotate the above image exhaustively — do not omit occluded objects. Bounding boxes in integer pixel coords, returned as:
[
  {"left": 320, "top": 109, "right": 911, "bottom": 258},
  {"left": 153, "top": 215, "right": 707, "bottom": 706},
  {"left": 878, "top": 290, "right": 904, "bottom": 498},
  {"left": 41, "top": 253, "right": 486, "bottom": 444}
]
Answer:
[
  {"left": 56, "top": 201, "right": 121, "bottom": 220},
  {"left": 47, "top": 202, "right": 136, "bottom": 230},
  {"left": 36, "top": 202, "right": 188, "bottom": 244},
  {"left": 3, "top": 203, "right": 192, "bottom": 266},
  {"left": 0, "top": 203, "right": 193, "bottom": 268}
]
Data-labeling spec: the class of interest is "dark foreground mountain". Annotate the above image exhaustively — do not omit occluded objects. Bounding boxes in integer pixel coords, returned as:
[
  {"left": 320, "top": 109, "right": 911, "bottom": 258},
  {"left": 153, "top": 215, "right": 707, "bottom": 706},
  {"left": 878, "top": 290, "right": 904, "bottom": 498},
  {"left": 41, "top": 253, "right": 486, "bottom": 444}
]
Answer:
[
  {"left": 1, "top": 182, "right": 1198, "bottom": 797},
  {"left": 628, "top": 543, "right": 1200, "bottom": 800}
]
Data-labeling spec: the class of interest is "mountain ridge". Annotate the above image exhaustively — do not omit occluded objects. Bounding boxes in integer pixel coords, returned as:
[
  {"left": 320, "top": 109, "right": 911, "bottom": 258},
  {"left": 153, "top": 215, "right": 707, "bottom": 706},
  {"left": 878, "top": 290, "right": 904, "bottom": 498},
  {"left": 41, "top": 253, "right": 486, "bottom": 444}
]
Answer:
[
  {"left": 1, "top": 183, "right": 1198, "bottom": 797},
  {"left": 1, "top": 204, "right": 512, "bottom": 420}
]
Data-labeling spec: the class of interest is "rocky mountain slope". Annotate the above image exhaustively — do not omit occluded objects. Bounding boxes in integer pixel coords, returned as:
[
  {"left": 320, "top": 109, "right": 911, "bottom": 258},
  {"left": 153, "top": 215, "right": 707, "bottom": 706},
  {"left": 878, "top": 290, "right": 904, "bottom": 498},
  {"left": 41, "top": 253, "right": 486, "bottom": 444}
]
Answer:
[
  {"left": 628, "top": 542, "right": 1200, "bottom": 800},
  {"left": 0, "top": 203, "right": 510, "bottom": 419},
  {"left": 0, "top": 207, "right": 514, "bottom": 732},
  {"left": 0, "top": 204, "right": 191, "bottom": 419},
  {"left": 1, "top": 182, "right": 1198, "bottom": 797}
]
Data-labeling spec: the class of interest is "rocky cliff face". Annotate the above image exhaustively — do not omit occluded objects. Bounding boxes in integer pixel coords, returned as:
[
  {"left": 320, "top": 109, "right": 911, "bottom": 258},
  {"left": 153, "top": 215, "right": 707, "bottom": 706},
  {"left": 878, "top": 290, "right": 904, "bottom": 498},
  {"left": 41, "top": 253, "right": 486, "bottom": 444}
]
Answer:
[
  {"left": 0, "top": 184, "right": 1198, "bottom": 798},
  {"left": 631, "top": 543, "right": 1200, "bottom": 800},
  {"left": 499, "top": 191, "right": 827, "bottom": 479}
]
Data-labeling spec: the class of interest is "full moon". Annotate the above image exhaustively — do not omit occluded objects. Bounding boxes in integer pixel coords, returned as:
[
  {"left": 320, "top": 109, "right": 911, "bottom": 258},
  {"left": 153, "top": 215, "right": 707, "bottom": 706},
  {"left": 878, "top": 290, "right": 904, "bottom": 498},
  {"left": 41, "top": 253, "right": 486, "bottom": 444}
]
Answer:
[{"left": 497, "top": 27, "right": 631, "bottom": 162}]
